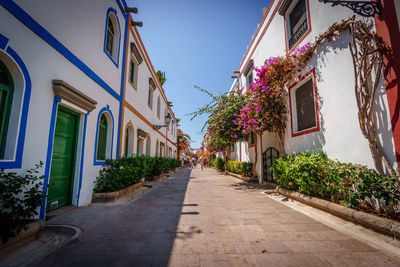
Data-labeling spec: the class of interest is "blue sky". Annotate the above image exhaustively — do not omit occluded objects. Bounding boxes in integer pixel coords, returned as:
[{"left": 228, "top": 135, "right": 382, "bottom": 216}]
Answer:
[{"left": 128, "top": 0, "right": 271, "bottom": 148}]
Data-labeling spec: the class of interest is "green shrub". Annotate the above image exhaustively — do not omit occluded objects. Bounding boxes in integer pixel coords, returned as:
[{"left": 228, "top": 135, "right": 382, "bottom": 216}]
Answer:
[
  {"left": 94, "top": 156, "right": 181, "bottom": 193},
  {"left": 271, "top": 151, "right": 400, "bottom": 217},
  {"left": 0, "top": 162, "right": 46, "bottom": 243},
  {"left": 214, "top": 157, "right": 225, "bottom": 170},
  {"left": 225, "top": 160, "right": 254, "bottom": 177}
]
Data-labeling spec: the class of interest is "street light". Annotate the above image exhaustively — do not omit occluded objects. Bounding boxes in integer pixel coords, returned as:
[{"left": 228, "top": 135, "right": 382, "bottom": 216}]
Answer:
[{"left": 153, "top": 113, "right": 171, "bottom": 130}]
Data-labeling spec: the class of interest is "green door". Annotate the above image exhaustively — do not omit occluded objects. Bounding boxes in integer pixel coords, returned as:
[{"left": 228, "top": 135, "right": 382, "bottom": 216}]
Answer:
[{"left": 47, "top": 106, "right": 79, "bottom": 211}]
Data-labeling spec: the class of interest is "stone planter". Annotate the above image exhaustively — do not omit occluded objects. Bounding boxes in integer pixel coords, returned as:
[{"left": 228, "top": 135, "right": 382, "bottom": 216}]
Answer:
[
  {"left": 0, "top": 220, "right": 44, "bottom": 251},
  {"left": 92, "top": 181, "right": 144, "bottom": 202},
  {"left": 225, "top": 171, "right": 256, "bottom": 182},
  {"left": 274, "top": 186, "right": 400, "bottom": 239},
  {"left": 152, "top": 173, "right": 166, "bottom": 181}
]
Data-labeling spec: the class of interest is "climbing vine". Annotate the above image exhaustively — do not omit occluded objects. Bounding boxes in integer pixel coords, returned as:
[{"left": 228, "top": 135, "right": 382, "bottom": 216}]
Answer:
[{"left": 195, "top": 16, "right": 395, "bottom": 176}]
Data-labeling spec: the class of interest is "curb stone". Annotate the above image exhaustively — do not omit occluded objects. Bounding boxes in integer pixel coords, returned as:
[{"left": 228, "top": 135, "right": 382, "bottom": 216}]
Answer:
[
  {"left": 92, "top": 181, "right": 144, "bottom": 202},
  {"left": 268, "top": 185, "right": 400, "bottom": 239},
  {"left": 224, "top": 171, "right": 257, "bottom": 182},
  {"left": 0, "top": 224, "right": 81, "bottom": 266},
  {"left": 0, "top": 220, "right": 45, "bottom": 251}
]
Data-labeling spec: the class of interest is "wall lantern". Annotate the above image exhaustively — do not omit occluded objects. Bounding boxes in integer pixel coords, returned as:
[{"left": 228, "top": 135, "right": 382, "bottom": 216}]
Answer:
[
  {"left": 153, "top": 113, "right": 172, "bottom": 130},
  {"left": 318, "top": 0, "right": 381, "bottom": 17}
]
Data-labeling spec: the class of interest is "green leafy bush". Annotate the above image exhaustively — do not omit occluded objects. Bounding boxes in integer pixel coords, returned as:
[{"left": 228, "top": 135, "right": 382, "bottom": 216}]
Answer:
[
  {"left": 213, "top": 157, "right": 225, "bottom": 170},
  {"left": 225, "top": 160, "right": 254, "bottom": 177},
  {"left": 94, "top": 156, "right": 180, "bottom": 193},
  {"left": 0, "top": 162, "right": 46, "bottom": 243},
  {"left": 272, "top": 151, "right": 400, "bottom": 218}
]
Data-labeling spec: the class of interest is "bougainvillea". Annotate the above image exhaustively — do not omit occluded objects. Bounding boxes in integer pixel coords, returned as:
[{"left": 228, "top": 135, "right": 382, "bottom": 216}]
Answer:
[
  {"left": 177, "top": 129, "right": 191, "bottom": 159},
  {"left": 236, "top": 43, "right": 314, "bottom": 147},
  {"left": 203, "top": 91, "right": 249, "bottom": 153},
  {"left": 193, "top": 43, "right": 314, "bottom": 154}
]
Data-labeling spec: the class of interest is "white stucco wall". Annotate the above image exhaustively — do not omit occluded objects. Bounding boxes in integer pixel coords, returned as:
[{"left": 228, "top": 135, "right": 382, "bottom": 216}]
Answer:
[
  {"left": 122, "top": 26, "right": 178, "bottom": 159},
  {"left": 230, "top": 0, "right": 397, "bottom": 180},
  {"left": 0, "top": 1, "right": 125, "bottom": 211},
  {"left": 16, "top": 0, "right": 125, "bottom": 93}
]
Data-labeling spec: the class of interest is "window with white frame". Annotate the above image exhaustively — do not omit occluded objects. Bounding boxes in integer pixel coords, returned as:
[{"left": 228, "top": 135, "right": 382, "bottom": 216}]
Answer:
[
  {"left": 148, "top": 88, "right": 154, "bottom": 108},
  {"left": 137, "top": 129, "right": 147, "bottom": 156},
  {"left": 129, "top": 58, "right": 137, "bottom": 87},
  {"left": 146, "top": 136, "right": 151, "bottom": 156},
  {"left": 137, "top": 137, "right": 144, "bottom": 156},
  {"left": 148, "top": 78, "right": 155, "bottom": 109},
  {"left": 129, "top": 42, "right": 142, "bottom": 88},
  {"left": 157, "top": 96, "right": 160, "bottom": 119},
  {"left": 290, "top": 77, "right": 317, "bottom": 134},
  {"left": 244, "top": 60, "right": 254, "bottom": 90},
  {"left": 124, "top": 124, "right": 134, "bottom": 157}
]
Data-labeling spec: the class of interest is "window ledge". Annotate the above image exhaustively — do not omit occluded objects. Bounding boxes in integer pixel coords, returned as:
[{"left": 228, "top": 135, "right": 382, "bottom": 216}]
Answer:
[
  {"left": 52, "top": 80, "right": 97, "bottom": 112},
  {"left": 292, "top": 125, "right": 320, "bottom": 137}
]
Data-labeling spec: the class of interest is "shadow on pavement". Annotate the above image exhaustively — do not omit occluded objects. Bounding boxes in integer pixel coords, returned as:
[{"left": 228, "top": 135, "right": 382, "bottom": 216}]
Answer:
[
  {"left": 35, "top": 168, "right": 198, "bottom": 267},
  {"left": 230, "top": 181, "right": 276, "bottom": 191}
]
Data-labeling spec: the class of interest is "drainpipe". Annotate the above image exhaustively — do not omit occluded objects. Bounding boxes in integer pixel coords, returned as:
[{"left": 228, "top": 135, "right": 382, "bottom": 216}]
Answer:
[
  {"left": 239, "top": 142, "right": 242, "bottom": 162},
  {"left": 260, "top": 133, "right": 263, "bottom": 184}
]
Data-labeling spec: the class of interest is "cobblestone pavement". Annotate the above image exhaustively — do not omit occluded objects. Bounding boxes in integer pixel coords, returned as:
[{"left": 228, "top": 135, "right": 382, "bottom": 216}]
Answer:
[{"left": 35, "top": 167, "right": 400, "bottom": 267}]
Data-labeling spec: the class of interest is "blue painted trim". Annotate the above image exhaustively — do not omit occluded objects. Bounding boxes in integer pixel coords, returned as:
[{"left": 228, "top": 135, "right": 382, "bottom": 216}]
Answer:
[
  {"left": 103, "top": 8, "right": 121, "bottom": 68},
  {"left": 0, "top": 33, "right": 32, "bottom": 169},
  {"left": 0, "top": 0, "right": 120, "bottom": 100},
  {"left": 39, "top": 97, "right": 61, "bottom": 220},
  {"left": 118, "top": 0, "right": 127, "bottom": 13},
  {"left": 0, "top": 34, "right": 9, "bottom": 50},
  {"left": 77, "top": 113, "right": 88, "bottom": 206},
  {"left": 93, "top": 106, "right": 114, "bottom": 166},
  {"left": 115, "top": 13, "right": 129, "bottom": 159}
]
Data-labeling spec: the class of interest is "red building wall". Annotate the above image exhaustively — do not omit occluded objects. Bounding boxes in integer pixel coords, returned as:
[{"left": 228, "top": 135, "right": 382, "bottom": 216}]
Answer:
[{"left": 375, "top": 0, "right": 400, "bottom": 166}]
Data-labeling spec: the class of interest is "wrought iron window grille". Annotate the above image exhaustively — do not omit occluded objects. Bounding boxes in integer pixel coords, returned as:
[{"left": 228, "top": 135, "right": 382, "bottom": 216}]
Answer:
[
  {"left": 289, "top": 19, "right": 309, "bottom": 49},
  {"left": 318, "top": 0, "right": 381, "bottom": 17}
]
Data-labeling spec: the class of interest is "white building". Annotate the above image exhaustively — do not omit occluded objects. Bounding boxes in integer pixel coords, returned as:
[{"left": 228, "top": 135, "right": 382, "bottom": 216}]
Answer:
[
  {"left": 0, "top": 0, "right": 177, "bottom": 219},
  {"left": 228, "top": 0, "right": 400, "bottom": 183},
  {"left": 120, "top": 15, "right": 178, "bottom": 159}
]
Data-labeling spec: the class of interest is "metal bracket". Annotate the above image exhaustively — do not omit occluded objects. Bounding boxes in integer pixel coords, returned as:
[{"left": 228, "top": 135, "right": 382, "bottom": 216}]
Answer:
[
  {"left": 318, "top": 0, "right": 381, "bottom": 17},
  {"left": 153, "top": 124, "right": 167, "bottom": 130}
]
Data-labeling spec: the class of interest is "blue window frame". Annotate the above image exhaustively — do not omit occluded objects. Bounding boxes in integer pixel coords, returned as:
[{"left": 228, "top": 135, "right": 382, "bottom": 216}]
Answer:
[{"left": 103, "top": 8, "right": 121, "bottom": 68}]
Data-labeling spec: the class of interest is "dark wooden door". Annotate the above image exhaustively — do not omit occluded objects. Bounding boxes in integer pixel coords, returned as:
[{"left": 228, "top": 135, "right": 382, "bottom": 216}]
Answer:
[{"left": 262, "top": 147, "right": 279, "bottom": 183}]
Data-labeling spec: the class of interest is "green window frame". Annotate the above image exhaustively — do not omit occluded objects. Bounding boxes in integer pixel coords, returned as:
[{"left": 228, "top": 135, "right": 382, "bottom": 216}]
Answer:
[
  {"left": 124, "top": 127, "right": 129, "bottom": 157},
  {"left": 129, "top": 60, "right": 135, "bottom": 85},
  {"left": 96, "top": 114, "right": 108, "bottom": 160},
  {"left": 106, "top": 17, "right": 114, "bottom": 56},
  {"left": 0, "top": 61, "right": 14, "bottom": 159}
]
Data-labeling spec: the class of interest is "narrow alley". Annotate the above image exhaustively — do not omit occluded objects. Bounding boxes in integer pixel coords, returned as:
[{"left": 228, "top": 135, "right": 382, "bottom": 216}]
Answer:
[{"left": 35, "top": 167, "right": 400, "bottom": 266}]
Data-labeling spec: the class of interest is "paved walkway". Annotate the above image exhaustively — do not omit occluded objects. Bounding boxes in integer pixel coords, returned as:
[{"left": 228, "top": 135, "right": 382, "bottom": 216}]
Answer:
[{"left": 35, "top": 167, "right": 400, "bottom": 267}]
